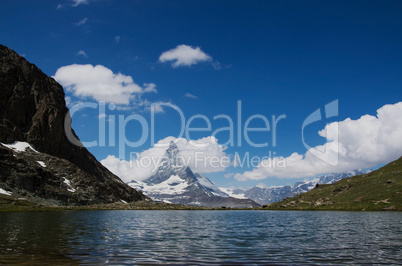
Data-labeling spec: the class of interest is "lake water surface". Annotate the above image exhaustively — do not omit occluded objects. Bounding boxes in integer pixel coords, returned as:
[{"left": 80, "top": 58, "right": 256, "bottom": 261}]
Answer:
[{"left": 0, "top": 210, "right": 401, "bottom": 264}]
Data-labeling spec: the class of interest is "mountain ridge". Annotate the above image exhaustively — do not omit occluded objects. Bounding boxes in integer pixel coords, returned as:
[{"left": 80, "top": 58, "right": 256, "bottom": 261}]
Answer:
[
  {"left": 267, "top": 156, "right": 402, "bottom": 211},
  {"left": 220, "top": 170, "right": 366, "bottom": 205},
  {"left": 0, "top": 44, "right": 146, "bottom": 205}
]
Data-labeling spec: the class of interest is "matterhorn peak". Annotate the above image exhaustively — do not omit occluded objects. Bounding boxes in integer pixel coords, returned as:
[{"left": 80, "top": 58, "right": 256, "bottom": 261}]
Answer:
[
  {"left": 169, "top": 140, "right": 178, "bottom": 149},
  {"left": 165, "top": 140, "right": 181, "bottom": 165},
  {"left": 130, "top": 138, "right": 259, "bottom": 208},
  {"left": 166, "top": 140, "right": 179, "bottom": 154}
]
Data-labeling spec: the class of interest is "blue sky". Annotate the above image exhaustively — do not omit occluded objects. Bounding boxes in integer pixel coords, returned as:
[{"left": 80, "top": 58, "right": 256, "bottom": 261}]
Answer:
[{"left": 1, "top": 0, "right": 402, "bottom": 188}]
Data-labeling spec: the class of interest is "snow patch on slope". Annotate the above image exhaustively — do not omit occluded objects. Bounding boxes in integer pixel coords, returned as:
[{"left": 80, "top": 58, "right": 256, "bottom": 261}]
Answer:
[
  {"left": 0, "top": 188, "right": 12, "bottom": 196},
  {"left": 1, "top": 141, "right": 39, "bottom": 153},
  {"left": 63, "top": 177, "right": 76, "bottom": 193},
  {"left": 37, "top": 161, "right": 46, "bottom": 167},
  {"left": 219, "top": 187, "right": 247, "bottom": 199},
  {"left": 196, "top": 174, "right": 228, "bottom": 197},
  {"left": 129, "top": 175, "right": 189, "bottom": 196}
]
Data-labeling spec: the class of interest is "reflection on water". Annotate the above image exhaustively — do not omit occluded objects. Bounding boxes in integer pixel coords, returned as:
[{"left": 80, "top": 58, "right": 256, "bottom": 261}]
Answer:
[{"left": 0, "top": 211, "right": 401, "bottom": 264}]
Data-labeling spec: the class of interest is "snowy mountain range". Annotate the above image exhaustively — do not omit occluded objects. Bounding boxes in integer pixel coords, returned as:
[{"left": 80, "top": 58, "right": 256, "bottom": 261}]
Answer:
[
  {"left": 127, "top": 141, "right": 367, "bottom": 207},
  {"left": 128, "top": 141, "right": 259, "bottom": 208},
  {"left": 220, "top": 170, "right": 367, "bottom": 205}
]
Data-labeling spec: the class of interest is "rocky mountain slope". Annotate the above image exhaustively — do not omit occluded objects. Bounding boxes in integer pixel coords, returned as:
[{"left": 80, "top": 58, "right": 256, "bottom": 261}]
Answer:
[
  {"left": 221, "top": 170, "right": 366, "bottom": 205},
  {"left": 128, "top": 141, "right": 259, "bottom": 208},
  {"left": 0, "top": 44, "right": 146, "bottom": 205},
  {"left": 268, "top": 157, "right": 402, "bottom": 211}
]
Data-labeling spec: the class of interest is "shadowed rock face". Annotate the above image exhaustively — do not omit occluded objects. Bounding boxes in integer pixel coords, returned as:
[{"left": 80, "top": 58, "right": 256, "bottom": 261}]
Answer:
[{"left": 0, "top": 44, "right": 146, "bottom": 205}]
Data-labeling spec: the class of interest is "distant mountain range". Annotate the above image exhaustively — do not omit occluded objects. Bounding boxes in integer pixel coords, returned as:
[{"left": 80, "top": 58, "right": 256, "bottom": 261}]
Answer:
[
  {"left": 268, "top": 156, "right": 402, "bottom": 211},
  {"left": 128, "top": 141, "right": 259, "bottom": 208},
  {"left": 127, "top": 140, "right": 368, "bottom": 207},
  {"left": 220, "top": 170, "right": 366, "bottom": 205}
]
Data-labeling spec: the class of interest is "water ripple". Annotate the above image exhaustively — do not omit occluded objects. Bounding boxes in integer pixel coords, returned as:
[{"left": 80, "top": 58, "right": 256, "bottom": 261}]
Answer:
[{"left": 0, "top": 210, "right": 401, "bottom": 264}]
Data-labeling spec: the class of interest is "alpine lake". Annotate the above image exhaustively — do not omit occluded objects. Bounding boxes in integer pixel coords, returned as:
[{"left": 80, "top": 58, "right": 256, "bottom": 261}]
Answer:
[{"left": 0, "top": 210, "right": 401, "bottom": 264}]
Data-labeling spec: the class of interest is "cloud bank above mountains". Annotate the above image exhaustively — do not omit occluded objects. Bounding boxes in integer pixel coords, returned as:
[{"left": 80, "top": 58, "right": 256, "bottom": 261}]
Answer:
[
  {"left": 101, "top": 136, "right": 229, "bottom": 183},
  {"left": 101, "top": 102, "right": 402, "bottom": 184},
  {"left": 235, "top": 102, "right": 402, "bottom": 181}
]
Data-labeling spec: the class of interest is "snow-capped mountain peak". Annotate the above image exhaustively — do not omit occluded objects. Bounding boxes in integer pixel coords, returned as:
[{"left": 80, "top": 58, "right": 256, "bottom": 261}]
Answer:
[
  {"left": 165, "top": 141, "right": 182, "bottom": 166},
  {"left": 128, "top": 141, "right": 259, "bottom": 208}
]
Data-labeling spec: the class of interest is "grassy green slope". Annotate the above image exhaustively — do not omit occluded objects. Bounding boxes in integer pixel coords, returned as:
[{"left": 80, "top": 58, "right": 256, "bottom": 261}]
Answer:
[{"left": 268, "top": 157, "right": 402, "bottom": 211}]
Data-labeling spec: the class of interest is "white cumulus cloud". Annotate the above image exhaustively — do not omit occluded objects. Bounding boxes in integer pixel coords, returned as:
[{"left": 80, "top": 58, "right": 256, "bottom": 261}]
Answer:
[
  {"left": 159, "top": 44, "right": 212, "bottom": 67},
  {"left": 53, "top": 64, "right": 157, "bottom": 105},
  {"left": 101, "top": 136, "right": 230, "bottom": 183},
  {"left": 235, "top": 102, "right": 402, "bottom": 181}
]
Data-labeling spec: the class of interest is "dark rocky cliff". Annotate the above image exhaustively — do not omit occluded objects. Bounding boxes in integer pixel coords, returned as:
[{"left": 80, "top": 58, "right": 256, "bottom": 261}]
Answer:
[{"left": 0, "top": 44, "right": 146, "bottom": 205}]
